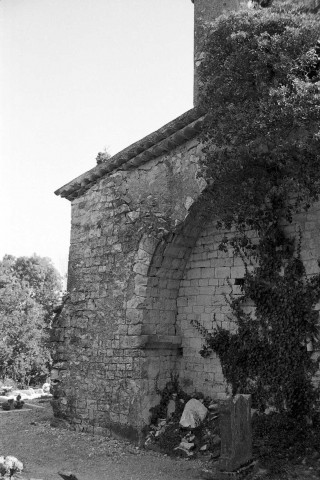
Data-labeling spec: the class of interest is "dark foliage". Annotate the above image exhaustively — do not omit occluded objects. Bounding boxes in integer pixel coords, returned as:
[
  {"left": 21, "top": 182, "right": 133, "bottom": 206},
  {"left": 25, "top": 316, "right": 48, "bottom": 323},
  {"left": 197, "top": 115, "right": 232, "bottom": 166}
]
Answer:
[
  {"left": 199, "top": 4, "right": 320, "bottom": 235},
  {"left": 193, "top": 3, "right": 320, "bottom": 423}
]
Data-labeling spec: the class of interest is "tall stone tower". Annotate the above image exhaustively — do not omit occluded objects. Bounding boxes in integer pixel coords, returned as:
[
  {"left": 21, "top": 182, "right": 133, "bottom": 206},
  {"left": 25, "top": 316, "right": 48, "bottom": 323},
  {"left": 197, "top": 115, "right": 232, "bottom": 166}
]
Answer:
[{"left": 192, "top": 0, "right": 240, "bottom": 104}]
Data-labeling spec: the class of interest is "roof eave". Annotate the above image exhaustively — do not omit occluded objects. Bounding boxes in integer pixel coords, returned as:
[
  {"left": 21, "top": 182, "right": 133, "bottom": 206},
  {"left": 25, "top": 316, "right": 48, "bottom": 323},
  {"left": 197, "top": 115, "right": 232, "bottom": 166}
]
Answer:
[{"left": 55, "top": 106, "right": 205, "bottom": 201}]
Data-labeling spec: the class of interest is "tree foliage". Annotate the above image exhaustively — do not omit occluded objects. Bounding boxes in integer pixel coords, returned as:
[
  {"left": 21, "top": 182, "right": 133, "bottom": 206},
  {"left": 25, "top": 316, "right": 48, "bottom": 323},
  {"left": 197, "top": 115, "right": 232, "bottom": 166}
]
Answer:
[
  {"left": 194, "top": 3, "right": 320, "bottom": 419},
  {"left": 199, "top": 2, "right": 320, "bottom": 234},
  {"left": 10, "top": 255, "right": 63, "bottom": 324},
  {"left": 0, "top": 254, "right": 62, "bottom": 385}
]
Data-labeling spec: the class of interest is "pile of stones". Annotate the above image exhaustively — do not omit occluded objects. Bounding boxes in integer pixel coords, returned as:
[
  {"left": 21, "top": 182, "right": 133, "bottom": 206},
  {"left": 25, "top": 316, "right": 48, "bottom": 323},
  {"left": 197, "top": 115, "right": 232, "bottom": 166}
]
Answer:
[{"left": 144, "top": 395, "right": 222, "bottom": 460}]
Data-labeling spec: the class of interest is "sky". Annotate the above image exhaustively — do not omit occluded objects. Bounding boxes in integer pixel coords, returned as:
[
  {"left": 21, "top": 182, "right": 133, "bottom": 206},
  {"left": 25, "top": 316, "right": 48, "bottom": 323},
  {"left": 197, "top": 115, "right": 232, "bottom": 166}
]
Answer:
[{"left": 0, "top": 0, "right": 194, "bottom": 277}]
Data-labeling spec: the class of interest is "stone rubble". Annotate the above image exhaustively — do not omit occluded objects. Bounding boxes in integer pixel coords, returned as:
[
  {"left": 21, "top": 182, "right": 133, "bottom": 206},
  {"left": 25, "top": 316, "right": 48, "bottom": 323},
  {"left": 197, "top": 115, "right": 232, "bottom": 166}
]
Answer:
[
  {"left": 144, "top": 395, "right": 221, "bottom": 460},
  {"left": 174, "top": 445, "right": 195, "bottom": 458},
  {"left": 58, "top": 471, "right": 78, "bottom": 480},
  {"left": 166, "top": 399, "right": 176, "bottom": 419},
  {"left": 179, "top": 398, "right": 208, "bottom": 429}
]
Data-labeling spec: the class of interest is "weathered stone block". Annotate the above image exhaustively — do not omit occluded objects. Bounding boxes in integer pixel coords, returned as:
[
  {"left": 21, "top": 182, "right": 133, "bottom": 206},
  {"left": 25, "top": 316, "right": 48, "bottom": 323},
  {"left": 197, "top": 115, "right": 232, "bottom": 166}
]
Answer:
[
  {"left": 133, "top": 262, "right": 149, "bottom": 275},
  {"left": 215, "top": 267, "right": 231, "bottom": 278},
  {"left": 126, "top": 296, "right": 145, "bottom": 309},
  {"left": 219, "top": 395, "right": 252, "bottom": 472},
  {"left": 128, "top": 324, "right": 142, "bottom": 336},
  {"left": 119, "top": 335, "right": 149, "bottom": 349},
  {"left": 126, "top": 308, "right": 143, "bottom": 324},
  {"left": 230, "top": 266, "right": 246, "bottom": 279},
  {"left": 201, "top": 267, "right": 215, "bottom": 278}
]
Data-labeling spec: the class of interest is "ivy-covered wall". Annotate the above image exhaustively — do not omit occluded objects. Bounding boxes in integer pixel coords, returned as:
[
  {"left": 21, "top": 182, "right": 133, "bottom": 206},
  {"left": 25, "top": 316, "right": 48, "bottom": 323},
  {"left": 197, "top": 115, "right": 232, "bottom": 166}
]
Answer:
[
  {"left": 51, "top": 138, "right": 320, "bottom": 439},
  {"left": 176, "top": 200, "right": 320, "bottom": 397}
]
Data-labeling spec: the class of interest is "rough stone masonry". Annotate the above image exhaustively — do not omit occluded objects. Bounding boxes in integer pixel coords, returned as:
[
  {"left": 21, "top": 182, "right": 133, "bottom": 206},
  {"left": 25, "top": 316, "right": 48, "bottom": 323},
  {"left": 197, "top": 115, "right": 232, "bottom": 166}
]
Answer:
[{"left": 52, "top": 0, "right": 320, "bottom": 441}]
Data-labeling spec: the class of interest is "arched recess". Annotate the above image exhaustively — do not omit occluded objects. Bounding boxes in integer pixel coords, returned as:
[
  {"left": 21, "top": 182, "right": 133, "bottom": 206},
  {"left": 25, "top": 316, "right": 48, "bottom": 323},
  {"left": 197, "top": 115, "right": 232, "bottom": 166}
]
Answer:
[{"left": 125, "top": 193, "right": 212, "bottom": 424}]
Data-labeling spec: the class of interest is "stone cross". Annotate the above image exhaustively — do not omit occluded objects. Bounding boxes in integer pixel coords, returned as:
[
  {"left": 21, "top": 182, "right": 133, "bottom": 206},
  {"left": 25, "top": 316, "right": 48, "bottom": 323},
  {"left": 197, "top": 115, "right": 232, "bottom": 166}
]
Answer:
[{"left": 219, "top": 394, "right": 253, "bottom": 473}]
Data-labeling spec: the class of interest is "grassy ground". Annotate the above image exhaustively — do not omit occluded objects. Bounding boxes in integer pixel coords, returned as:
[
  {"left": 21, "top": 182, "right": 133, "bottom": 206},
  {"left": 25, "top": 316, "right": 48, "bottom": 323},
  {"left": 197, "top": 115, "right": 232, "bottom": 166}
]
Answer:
[
  {"left": 2, "top": 398, "right": 320, "bottom": 479},
  {"left": 0, "top": 399, "right": 210, "bottom": 480}
]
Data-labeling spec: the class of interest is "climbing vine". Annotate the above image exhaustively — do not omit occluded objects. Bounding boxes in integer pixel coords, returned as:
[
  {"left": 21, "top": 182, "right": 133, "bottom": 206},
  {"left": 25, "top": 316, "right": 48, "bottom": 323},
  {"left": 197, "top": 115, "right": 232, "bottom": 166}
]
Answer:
[
  {"left": 199, "top": 3, "right": 320, "bottom": 235},
  {"left": 193, "top": 225, "right": 320, "bottom": 417},
  {"left": 193, "top": 2, "right": 320, "bottom": 419}
]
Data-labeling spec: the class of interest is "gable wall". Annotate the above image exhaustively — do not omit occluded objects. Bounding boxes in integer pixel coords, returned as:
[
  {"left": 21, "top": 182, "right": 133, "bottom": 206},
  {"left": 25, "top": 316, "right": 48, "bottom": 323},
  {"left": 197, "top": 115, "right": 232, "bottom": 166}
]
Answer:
[{"left": 51, "top": 137, "right": 206, "bottom": 439}]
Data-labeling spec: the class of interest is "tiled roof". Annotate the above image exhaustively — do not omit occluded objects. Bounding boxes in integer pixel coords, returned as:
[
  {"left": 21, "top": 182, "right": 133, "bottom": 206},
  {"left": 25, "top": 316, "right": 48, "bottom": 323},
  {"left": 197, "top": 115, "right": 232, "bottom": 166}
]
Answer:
[{"left": 55, "top": 107, "right": 205, "bottom": 200}]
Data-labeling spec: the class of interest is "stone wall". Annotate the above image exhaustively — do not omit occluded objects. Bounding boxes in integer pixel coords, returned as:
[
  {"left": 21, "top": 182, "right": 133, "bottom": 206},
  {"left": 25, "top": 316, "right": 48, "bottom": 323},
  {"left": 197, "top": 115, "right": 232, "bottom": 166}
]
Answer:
[
  {"left": 52, "top": 129, "right": 320, "bottom": 440},
  {"left": 176, "top": 200, "right": 320, "bottom": 397},
  {"left": 51, "top": 138, "right": 206, "bottom": 440},
  {"left": 176, "top": 219, "right": 241, "bottom": 398}
]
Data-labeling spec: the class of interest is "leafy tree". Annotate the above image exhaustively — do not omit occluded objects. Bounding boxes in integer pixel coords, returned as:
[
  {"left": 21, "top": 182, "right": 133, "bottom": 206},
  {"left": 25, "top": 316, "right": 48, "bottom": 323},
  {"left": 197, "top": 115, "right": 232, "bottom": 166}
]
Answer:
[
  {"left": 0, "top": 254, "right": 62, "bottom": 385},
  {"left": 1, "top": 254, "right": 62, "bottom": 324}
]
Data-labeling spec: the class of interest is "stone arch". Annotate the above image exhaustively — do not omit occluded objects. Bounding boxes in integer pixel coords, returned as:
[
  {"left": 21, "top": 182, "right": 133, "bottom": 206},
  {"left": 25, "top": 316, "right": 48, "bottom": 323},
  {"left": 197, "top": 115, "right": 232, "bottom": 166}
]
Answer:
[
  {"left": 126, "top": 194, "right": 211, "bottom": 342},
  {"left": 125, "top": 195, "right": 212, "bottom": 424}
]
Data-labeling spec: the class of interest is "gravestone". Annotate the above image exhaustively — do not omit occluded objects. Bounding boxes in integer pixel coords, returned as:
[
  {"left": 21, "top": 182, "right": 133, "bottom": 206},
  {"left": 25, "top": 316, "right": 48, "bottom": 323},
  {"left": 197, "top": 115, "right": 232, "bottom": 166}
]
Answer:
[
  {"left": 219, "top": 394, "right": 252, "bottom": 471},
  {"left": 216, "top": 394, "right": 256, "bottom": 479}
]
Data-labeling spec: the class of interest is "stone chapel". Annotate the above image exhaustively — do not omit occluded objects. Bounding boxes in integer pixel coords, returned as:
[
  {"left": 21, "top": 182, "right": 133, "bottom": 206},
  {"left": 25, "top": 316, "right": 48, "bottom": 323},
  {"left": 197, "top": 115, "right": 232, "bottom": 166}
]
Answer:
[{"left": 51, "top": 0, "right": 320, "bottom": 441}]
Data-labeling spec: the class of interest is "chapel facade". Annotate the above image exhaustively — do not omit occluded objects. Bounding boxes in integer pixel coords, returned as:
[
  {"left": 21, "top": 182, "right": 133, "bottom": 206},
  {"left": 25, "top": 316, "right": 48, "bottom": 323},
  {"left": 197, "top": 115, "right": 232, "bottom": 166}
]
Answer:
[{"left": 51, "top": 0, "right": 320, "bottom": 441}]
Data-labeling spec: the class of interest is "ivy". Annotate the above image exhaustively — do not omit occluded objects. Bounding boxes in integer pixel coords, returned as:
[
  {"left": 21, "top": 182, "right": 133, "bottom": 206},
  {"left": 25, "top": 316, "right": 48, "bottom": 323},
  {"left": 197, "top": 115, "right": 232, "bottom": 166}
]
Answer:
[
  {"left": 199, "top": 3, "right": 320, "bottom": 234},
  {"left": 193, "top": 3, "right": 320, "bottom": 420},
  {"left": 193, "top": 226, "right": 320, "bottom": 418}
]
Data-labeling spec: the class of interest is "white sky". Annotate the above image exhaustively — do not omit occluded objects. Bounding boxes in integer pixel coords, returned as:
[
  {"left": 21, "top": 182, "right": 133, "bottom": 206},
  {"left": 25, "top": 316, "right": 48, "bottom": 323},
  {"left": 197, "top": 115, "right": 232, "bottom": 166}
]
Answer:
[{"left": 0, "top": 0, "right": 194, "bottom": 276}]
